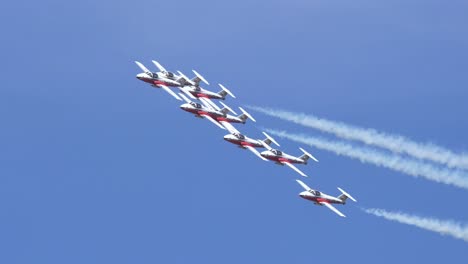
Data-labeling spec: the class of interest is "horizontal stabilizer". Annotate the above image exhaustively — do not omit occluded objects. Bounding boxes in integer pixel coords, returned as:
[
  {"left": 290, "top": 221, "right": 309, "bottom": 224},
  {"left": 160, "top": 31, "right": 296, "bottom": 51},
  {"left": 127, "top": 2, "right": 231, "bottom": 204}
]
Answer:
[
  {"left": 259, "top": 140, "right": 273, "bottom": 150},
  {"left": 192, "top": 70, "right": 209, "bottom": 85},
  {"left": 238, "top": 107, "right": 256, "bottom": 122},
  {"left": 337, "top": 187, "right": 357, "bottom": 202},
  {"left": 219, "top": 84, "right": 236, "bottom": 98},
  {"left": 299, "top": 147, "right": 319, "bottom": 162},
  {"left": 219, "top": 102, "right": 237, "bottom": 115},
  {"left": 177, "top": 70, "right": 196, "bottom": 86},
  {"left": 262, "top": 132, "right": 280, "bottom": 147}
]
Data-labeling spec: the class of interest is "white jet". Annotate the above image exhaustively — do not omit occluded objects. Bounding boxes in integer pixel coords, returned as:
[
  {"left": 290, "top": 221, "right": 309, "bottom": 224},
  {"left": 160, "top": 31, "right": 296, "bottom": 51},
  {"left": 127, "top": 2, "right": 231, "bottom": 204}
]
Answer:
[
  {"left": 178, "top": 93, "right": 255, "bottom": 130},
  {"left": 135, "top": 60, "right": 187, "bottom": 100},
  {"left": 260, "top": 147, "right": 318, "bottom": 177},
  {"left": 296, "top": 180, "right": 357, "bottom": 217},
  {"left": 177, "top": 70, "right": 236, "bottom": 101},
  {"left": 223, "top": 131, "right": 281, "bottom": 161}
]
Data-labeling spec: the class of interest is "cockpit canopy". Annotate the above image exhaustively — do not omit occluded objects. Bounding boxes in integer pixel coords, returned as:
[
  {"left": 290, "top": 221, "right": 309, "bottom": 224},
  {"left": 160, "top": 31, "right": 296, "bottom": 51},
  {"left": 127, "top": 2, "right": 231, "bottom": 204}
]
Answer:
[
  {"left": 233, "top": 133, "right": 245, "bottom": 140},
  {"left": 271, "top": 149, "right": 282, "bottom": 156},
  {"left": 149, "top": 72, "right": 158, "bottom": 78},
  {"left": 166, "top": 72, "right": 175, "bottom": 78},
  {"left": 190, "top": 102, "right": 202, "bottom": 108},
  {"left": 309, "top": 190, "right": 321, "bottom": 196}
]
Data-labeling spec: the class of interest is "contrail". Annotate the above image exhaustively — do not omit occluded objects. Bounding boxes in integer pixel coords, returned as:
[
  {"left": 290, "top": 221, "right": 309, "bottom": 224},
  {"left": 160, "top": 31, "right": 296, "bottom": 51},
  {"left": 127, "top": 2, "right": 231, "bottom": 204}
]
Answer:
[
  {"left": 362, "top": 208, "right": 468, "bottom": 243},
  {"left": 248, "top": 106, "right": 468, "bottom": 170},
  {"left": 266, "top": 129, "right": 468, "bottom": 190}
]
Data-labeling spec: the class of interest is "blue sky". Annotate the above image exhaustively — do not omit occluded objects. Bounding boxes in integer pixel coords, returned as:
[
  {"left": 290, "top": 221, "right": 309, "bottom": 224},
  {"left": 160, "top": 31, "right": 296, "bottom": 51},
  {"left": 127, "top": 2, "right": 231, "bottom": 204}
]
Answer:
[{"left": 1, "top": 0, "right": 468, "bottom": 263}]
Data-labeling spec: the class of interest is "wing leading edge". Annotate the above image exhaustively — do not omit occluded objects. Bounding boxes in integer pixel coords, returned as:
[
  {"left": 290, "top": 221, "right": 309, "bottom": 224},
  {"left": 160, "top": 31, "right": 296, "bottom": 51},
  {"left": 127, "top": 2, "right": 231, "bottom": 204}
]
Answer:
[
  {"left": 320, "top": 202, "right": 346, "bottom": 217},
  {"left": 282, "top": 162, "right": 308, "bottom": 177}
]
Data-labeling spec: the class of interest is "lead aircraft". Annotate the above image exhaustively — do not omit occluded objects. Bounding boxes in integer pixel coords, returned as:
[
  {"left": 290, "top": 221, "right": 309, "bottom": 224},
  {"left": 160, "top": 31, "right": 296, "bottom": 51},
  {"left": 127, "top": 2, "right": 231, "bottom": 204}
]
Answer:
[
  {"left": 296, "top": 180, "right": 356, "bottom": 217},
  {"left": 135, "top": 60, "right": 234, "bottom": 103}
]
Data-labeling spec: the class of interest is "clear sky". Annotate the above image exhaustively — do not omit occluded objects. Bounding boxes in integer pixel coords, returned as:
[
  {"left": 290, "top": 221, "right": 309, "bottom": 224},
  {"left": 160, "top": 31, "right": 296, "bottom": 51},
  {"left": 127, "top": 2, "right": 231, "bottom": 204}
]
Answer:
[{"left": 1, "top": 0, "right": 468, "bottom": 263}]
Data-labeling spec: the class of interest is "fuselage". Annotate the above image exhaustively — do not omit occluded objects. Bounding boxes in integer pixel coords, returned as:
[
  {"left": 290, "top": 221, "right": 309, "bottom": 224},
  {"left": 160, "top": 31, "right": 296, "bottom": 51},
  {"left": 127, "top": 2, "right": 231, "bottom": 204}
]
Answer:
[
  {"left": 180, "top": 103, "right": 224, "bottom": 118},
  {"left": 299, "top": 190, "right": 343, "bottom": 205},
  {"left": 136, "top": 72, "right": 181, "bottom": 87},
  {"left": 185, "top": 86, "right": 223, "bottom": 100},
  {"left": 260, "top": 149, "right": 304, "bottom": 164},
  {"left": 223, "top": 134, "right": 263, "bottom": 148}
]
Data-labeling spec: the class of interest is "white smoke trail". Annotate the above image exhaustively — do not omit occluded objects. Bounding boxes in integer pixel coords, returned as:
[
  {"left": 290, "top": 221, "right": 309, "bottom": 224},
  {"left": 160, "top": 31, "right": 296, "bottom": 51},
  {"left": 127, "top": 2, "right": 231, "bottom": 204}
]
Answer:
[
  {"left": 248, "top": 106, "right": 468, "bottom": 170},
  {"left": 362, "top": 208, "right": 468, "bottom": 243},
  {"left": 266, "top": 129, "right": 468, "bottom": 190}
]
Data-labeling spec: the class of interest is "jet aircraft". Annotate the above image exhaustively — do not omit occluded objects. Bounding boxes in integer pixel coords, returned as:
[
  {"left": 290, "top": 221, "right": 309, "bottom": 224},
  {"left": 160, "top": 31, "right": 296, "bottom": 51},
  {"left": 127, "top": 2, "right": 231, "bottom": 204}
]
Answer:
[
  {"left": 223, "top": 132, "right": 280, "bottom": 161},
  {"left": 261, "top": 147, "right": 318, "bottom": 177},
  {"left": 296, "top": 180, "right": 356, "bottom": 217},
  {"left": 178, "top": 93, "right": 255, "bottom": 129},
  {"left": 134, "top": 60, "right": 187, "bottom": 100}
]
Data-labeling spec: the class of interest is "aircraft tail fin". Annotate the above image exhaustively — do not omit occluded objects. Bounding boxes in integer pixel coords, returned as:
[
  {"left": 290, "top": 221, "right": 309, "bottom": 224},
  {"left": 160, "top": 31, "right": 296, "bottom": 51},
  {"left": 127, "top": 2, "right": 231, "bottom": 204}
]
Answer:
[
  {"left": 219, "top": 101, "right": 237, "bottom": 115},
  {"left": 237, "top": 107, "right": 256, "bottom": 123},
  {"left": 176, "top": 70, "right": 196, "bottom": 86},
  {"left": 337, "top": 187, "right": 357, "bottom": 204},
  {"left": 217, "top": 84, "right": 236, "bottom": 99},
  {"left": 261, "top": 132, "right": 280, "bottom": 147},
  {"left": 298, "top": 147, "right": 319, "bottom": 164},
  {"left": 192, "top": 70, "right": 209, "bottom": 86}
]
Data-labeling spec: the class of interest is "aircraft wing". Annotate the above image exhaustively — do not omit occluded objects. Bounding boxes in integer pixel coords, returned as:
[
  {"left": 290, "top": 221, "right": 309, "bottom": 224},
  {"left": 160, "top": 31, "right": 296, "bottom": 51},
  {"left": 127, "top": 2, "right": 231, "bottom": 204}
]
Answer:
[
  {"left": 319, "top": 202, "right": 346, "bottom": 217},
  {"left": 282, "top": 162, "right": 308, "bottom": 177},
  {"left": 160, "top": 85, "right": 182, "bottom": 101},
  {"left": 135, "top": 61, "right": 151, "bottom": 74},
  {"left": 219, "top": 121, "right": 240, "bottom": 134},
  {"left": 245, "top": 145, "right": 268, "bottom": 161},
  {"left": 152, "top": 60, "right": 167, "bottom": 72},
  {"left": 200, "top": 114, "right": 225, "bottom": 130},
  {"left": 296, "top": 179, "right": 312, "bottom": 191}
]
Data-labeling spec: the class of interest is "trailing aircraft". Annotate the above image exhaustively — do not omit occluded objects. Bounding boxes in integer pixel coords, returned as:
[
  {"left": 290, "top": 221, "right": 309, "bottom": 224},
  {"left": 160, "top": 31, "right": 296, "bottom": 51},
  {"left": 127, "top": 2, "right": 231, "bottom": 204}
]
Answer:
[{"left": 296, "top": 180, "right": 357, "bottom": 217}]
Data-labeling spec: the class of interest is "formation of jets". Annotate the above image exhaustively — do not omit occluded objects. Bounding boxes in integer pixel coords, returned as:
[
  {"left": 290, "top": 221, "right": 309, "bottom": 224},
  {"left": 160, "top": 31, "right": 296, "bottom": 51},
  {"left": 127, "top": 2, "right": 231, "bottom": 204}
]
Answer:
[{"left": 135, "top": 60, "right": 357, "bottom": 217}]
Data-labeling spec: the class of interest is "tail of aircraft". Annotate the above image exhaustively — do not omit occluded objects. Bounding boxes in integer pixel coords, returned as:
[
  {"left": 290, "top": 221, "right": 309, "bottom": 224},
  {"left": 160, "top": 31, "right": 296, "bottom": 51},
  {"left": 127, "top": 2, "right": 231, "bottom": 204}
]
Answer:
[
  {"left": 176, "top": 70, "right": 196, "bottom": 86},
  {"left": 337, "top": 187, "right": 357, "bottom": 204},
  {"left": 237, "top": 107, "right": 256, "bottom": 123},
  {"left": 261, "top": 132, "right": 280, "bottom": 147},
  {"left": 298, "top": 147, "right": 319, "bottom": 164},
  {"left": 219, "top": 101, "right": 237, "bottom": 115},
  {"left": 191, "top": 70, "right": 209, "bottom": 86},
  {"left": 217, "top": 84, "right": 236, "bottom": 99}
]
